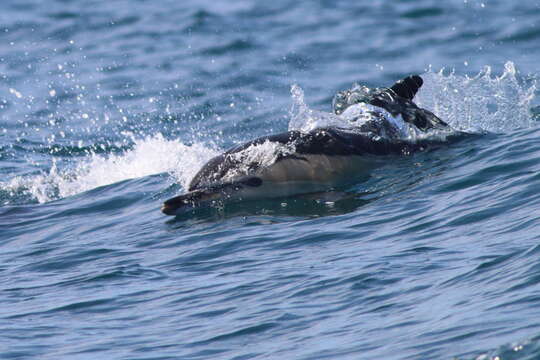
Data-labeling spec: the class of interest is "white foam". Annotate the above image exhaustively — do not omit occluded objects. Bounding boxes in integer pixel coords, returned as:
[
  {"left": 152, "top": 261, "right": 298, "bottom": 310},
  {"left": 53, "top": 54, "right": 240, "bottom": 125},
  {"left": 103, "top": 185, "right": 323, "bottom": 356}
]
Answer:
[{"left": 3, "top": 134, "right": 218, "bottom": 203}]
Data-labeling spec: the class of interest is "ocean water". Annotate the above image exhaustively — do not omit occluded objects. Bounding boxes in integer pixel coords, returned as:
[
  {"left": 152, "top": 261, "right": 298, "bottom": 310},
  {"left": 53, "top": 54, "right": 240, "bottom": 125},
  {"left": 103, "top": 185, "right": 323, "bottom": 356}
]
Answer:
[{"left": 1, "top": 0, "right": 540, "bottom": 359}]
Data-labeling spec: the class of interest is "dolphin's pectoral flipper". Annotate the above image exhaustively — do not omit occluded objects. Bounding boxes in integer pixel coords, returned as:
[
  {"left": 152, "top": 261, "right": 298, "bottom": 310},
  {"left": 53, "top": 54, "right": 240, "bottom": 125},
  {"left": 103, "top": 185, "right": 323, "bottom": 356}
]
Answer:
[{"left": 388, "top": 75, "right": 423, "bottom": 100}]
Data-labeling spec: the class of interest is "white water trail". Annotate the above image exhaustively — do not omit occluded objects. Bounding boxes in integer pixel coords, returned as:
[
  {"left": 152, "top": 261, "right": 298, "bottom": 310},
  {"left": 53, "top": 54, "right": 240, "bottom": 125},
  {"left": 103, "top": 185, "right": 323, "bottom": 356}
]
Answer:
[{"left": 3, "top": 134, "right": 218, "bottom": 203}]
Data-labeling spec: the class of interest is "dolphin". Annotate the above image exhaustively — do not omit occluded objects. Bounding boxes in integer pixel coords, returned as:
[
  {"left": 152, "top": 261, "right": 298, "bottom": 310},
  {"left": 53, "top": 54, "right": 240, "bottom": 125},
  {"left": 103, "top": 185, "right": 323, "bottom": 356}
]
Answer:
[{"left": 162, "top": 75, "right": 456, "bottom": 215}]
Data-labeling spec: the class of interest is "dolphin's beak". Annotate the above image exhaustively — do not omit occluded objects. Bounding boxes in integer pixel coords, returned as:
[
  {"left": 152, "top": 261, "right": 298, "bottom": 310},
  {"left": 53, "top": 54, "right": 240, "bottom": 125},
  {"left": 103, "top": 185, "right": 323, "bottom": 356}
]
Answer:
[
  {"left": 161, "top": 189, "right": 222, "bottom": 215},
  {"left": 161, "top": 192, "right": 195, "bottom": 215},
  {"left": 161, "top": 202, "right": 179, "bottom": 215}
]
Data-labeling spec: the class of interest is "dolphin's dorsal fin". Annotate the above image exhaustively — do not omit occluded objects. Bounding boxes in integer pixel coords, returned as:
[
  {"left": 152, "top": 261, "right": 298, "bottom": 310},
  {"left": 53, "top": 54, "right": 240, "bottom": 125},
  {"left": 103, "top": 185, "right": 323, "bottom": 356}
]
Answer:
[{"left": 389, "top": 75, "right": 423, "bottom": 100}]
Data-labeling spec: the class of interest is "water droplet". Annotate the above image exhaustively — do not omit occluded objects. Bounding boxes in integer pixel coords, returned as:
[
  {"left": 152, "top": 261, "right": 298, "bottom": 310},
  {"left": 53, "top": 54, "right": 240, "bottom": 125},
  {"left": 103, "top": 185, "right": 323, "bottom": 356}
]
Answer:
[{"left": 9, "top": 88, "right": 22, "bottom": 98}]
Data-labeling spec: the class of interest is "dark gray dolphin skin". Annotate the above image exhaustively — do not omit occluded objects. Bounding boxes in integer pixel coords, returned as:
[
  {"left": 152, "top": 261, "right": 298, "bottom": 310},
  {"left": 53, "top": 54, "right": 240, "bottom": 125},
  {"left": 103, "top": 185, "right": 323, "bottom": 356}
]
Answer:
[
  {"left": 162, "top": 75, "right": 455, "bottom": 215},
  {"left": 332, "top": 75, "right": 448, "bottom": 132}
]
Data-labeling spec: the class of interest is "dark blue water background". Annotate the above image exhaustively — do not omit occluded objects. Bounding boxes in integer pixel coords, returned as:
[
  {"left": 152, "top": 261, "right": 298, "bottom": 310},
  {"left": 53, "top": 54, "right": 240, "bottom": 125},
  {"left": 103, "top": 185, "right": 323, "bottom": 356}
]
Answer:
[{"left": 1, "top": 1, "right": 540, "bottom": 359}]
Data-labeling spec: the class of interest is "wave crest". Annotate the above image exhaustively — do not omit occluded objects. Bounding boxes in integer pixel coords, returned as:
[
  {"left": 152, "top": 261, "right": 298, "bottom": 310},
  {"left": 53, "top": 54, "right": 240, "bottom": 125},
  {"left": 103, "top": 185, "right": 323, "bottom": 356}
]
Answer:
[{"left": 2, "top": 134, "right": 218, "bottom": 204}]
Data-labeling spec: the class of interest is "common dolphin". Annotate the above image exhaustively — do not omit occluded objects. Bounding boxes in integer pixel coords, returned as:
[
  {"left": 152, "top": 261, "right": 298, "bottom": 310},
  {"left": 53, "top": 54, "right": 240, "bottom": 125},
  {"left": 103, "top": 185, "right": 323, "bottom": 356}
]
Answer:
[{"left": 162, "top": 75, "right": 456, "bottom": 215}]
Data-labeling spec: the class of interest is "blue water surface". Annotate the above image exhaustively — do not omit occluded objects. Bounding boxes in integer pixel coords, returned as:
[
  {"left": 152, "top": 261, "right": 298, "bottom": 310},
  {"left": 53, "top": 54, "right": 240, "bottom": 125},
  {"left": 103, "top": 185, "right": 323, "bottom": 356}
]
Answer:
[{"left": 1, "top": 1, "right": 540, "bottom": 359}]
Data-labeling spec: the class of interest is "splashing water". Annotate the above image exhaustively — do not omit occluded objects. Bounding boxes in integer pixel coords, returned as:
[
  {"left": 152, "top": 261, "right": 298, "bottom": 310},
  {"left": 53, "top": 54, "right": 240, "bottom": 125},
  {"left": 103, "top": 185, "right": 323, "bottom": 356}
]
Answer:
[
  {"left": 289, "top": 61, "right": 536, "bottom": 136},
  {"left": 288, "top": 84, "right": 346, "bottom": 132},
  {"left": 289, "top": 83, "right": 453, "bottom": 142},
  {"left": 223, "top": 140, "right": 296, "bottom": 181},
  {"left": 2, "top": 134, "right": 218, "bottom": 204},
  {"left": 415, "top": 61, "right": 536, "bottom": 133}
]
